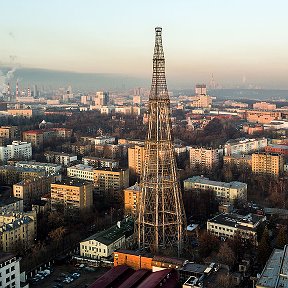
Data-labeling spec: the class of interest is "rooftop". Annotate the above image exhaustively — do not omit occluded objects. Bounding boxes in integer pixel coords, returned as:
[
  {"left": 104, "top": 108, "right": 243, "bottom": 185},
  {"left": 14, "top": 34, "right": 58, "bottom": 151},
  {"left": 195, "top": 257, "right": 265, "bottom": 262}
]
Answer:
[
  {"left": 53, "top": 178, "right": 92, "bottom": 187},
  {"left": 225, "top": 137, "right": 266, "bottom": 145},
  {"left": 208, "top": 213, "right": 265, "bottom": 231},
  {"left": 16, "top": 161, "right": 61, "bottom": 168},
  {"left": 184, "top": 176, "right": 247, "bottom": 189},
  {"left": 84, "top": 218, "right": 134, "bottom": 246},
  {"left": 267, "top": 144, "right": 288, "bottom": 150},
  {"left": 125, "top": 183, "right": 141, "bottom": 192},
  {"left": 0, "top": 253, "right": 16, "bottom": 265},
  {"left": 68, "top": 164, "right": 94, "bottom": 172},
  {"left": 257, "top": 245, "right": 288, "bottom": 288}
]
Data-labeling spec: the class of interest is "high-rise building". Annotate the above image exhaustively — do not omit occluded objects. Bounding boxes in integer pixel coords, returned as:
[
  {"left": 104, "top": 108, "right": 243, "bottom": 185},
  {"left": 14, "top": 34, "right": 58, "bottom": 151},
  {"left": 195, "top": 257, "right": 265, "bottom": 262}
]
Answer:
[
  {"left": 136, "top": 27, "right": 186, "bottom": 256},
  {"left": 252, "top": 152, "right": 284, "bottom": 177},
  {"left": 189, "top": 147, "right": 222, "bottom": 170},
  {"left": 128, "top": 144, "right": 145, "bottom": 180}
]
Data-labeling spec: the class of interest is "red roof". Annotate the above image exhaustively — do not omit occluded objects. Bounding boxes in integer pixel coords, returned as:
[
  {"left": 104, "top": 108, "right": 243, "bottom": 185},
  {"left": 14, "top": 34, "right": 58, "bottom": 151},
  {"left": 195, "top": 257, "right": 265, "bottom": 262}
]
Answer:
[
  {"left": 117, "top": 269, "right": 151, "bottom": 288},
  {"left": 137, "top": 269, "right": 178, "bottom": 288},
  {"left": 89, "top": 265, "right": 134, "bottom": 288},
  {"left": 23, "top": 130, "right": 43, "bottom": 134}
]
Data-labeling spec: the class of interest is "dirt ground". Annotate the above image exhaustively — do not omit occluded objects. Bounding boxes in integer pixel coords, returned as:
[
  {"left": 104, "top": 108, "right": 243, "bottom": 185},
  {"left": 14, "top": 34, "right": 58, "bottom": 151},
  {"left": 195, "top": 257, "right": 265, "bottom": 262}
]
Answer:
[{"left": 30, "top": 263, "right": 109, "bottom": 288}]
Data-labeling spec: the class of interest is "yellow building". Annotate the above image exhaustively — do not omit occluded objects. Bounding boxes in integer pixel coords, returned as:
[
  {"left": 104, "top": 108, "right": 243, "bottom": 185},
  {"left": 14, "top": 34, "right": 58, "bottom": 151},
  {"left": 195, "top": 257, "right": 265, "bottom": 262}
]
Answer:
[
  {"left": 0, "top": 126, "right": 18, "bottom": 140},
  {"left": 51, "top": 179, "right": 93, "bottom": 210},
  {"left": 0, "top": 165, "right": 46, "bottom": 186},
  {"left": 94, "top": 168, "right": 129, "bottom": 197},
  {"left": 13, "top": 174, "right": 60, "bottom": 204},
  {"left": 128, "top": 145, "right": 145, "bottom": 179},
  {"left": 7, "top": 109, "right": 34, "bottom": 118},
  {"left": 0, "top": 211, "right": 37, "bottom": 252},
  {"left": 223, "top": 155, "right": 252, "bottom": 168},
  {"left": 252, "top": 152, "right": 284, "bottom": 177},
  {"left": 124, "top": 183, "right": 141, "bottom": 217},
  {"left": 22, "top": 130, "right": 44, "bottom": 148}
]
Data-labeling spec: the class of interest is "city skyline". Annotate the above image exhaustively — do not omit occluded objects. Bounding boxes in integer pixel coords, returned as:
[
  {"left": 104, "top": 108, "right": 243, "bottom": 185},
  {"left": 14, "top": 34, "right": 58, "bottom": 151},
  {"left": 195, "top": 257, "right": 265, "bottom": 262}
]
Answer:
[{"left": 1, "top": 0, "right": 288, "bottom": 88}]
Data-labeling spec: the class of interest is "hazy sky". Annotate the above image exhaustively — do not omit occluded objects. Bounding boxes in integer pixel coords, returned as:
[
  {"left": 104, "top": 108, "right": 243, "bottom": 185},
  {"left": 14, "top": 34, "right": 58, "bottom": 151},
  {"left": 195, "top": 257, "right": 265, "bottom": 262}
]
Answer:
[{"left": 1, "top": 0, "right": 288, "bottom": 88}]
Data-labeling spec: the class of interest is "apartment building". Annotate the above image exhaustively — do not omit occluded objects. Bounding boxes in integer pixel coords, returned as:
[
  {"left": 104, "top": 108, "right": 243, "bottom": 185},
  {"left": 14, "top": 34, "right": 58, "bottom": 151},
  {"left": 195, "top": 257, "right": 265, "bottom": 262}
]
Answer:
[
  {"left": 13, "top": 174, "right": 60, "bottom": 204},
  {"left": 67, "top": 164, "right": 94, "bottom": 182},
  {"left": 224, "top": 138, "right": 268, "bottom": 156},
  {"left": 0, "top": 141, "right": 32, "bottom": 163},
  {"left": 184, "top": 176, "right": 247, "bottom": 204},
  {"left": 0, "top": 211, "right": 37, "bottom": 252},
  {"left": 94, "top": 168, "right": 129, "bottom": 196},
  {"left": 265, "top": 144, "right": 288, "bottom": 156},
  {"left": 0, "top": 166, "right": 46, "bottom": 186},
  {"left": 80, "top": 218, "right": 133, "bottom": 260},
  {"left": 207, "top": 213, "right": 266, "bottom": 245},
  {"left": 81, "top": 136, "right": 115, "bottom": 145},
  {"left": 15, "top": 161, "right": 62, "bottom": 175},
  {"left": 82, "top": 156, "right": 119, "bottom": 169},
  {"left": 253, "top": 101, "right": 276, "bottom": 110},
  {"left": 223, "top": 155, "right": 252, "bottom": 168},
  {"left": 7, "top": 109, "right": 35, "bottom": 118},
  {"left": 252, "top": 152, "right": 284, "bottom": 177},
  {"left": 22, "top": 130, "right": 44, "bottom": 148},
  {"left": 51, "top": 179, "right": 93, "bottom": 210},
  {"left": 189, "top": 147, "right": 222, "bottom": 169},
  {"left": 0, "top": 253, "right": 21, "bottom": 288},
  {"left": 190, "top": 95, "right": 212, "bottom": 108},
  {"left": 0, "top": 126, "right": 18, "bottom": 140},
  {"left": 124, "top": 183, "right": 141, "bottom": 217},
  {"left": 128, "top": 144, "right": 145, "bottom": 179},
  {"left": 242, "top": 124, "right": 264, "bottom": 135},
  {"left": 0, "top": 197, "right": 23, "bottom": 213},
  {"left": 246, "top": 110, "right": 282, "bottom": 124},
  {"left": 44, "top": 151, "right": 77, "bottom": 166},
  {"left": 70, "top": 143, "right": 92, "bottom": 156}
]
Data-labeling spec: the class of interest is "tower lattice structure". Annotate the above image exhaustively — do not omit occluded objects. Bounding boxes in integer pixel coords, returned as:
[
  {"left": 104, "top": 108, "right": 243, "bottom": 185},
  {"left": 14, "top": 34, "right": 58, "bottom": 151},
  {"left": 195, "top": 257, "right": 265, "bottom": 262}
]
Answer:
[{"left": 137, "top": 27, "right": 186, "bottom": 256}]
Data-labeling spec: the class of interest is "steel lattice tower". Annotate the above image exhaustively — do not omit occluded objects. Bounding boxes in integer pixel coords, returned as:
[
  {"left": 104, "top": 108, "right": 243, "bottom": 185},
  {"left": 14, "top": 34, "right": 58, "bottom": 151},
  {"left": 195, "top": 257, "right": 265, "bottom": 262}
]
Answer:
[{"left": 136, "top": 27, "right": 186, "bottom": 256}]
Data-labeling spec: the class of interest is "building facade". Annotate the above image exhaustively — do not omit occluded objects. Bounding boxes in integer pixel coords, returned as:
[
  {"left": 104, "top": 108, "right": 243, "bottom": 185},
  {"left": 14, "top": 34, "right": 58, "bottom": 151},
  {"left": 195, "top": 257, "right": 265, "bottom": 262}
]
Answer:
[
  {"left": 189, "top": 147, "right": 222, "bottom": 169},
  {"left": 50, "top": 179, "right": 93, "bottom": 210},
  {"left": 124, "top": 183, "right": 141, "bottom": 217},
  {"left": 224, "top": 138, "right": 268, "bottom": 156},
  {"left": 253, "top": 101, "right": 276, "bottom": 110},
  {"left": 0, "top": 253, "right": 21, "bottom": 288},
  {"left": 15, "top": 161, "right": 62, "bottom": 175},
  {"left": 0, "top": 126, "right": 18, "bottom": 140},
  {"left": 22, "top": 130, "right": 44, "bottom": 149},
  {"left": 207, "top": 213, "right": 266, "bottom": 245},
  {"left": 80, "top": 218, "right": 133, "bottom": 260},
  {"left": 184, "top": 176, "right": 247, "bottom": 204},
  {"left": 0, "top": 141, "right": 32, "bottom": 163},
  {"left": 252, "top": 152, "right": 284, "bottom": 177},
  {"left": 128, "top": 145, "right": 145, "bottom": 179}
]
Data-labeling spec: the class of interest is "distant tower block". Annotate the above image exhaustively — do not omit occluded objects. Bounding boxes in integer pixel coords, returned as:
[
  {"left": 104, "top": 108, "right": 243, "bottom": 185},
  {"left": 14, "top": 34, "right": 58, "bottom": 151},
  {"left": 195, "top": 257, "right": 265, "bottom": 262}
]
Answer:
[
  {"left": 195, "top": 84, "right": 207, "bottom": 95},
  {"left": 16, "top": 81, "right": 19, "bottom": 97},
  {"left": 27, "top": 87, "right": 31, "bottom": 97},
  {"left": 136, "top": 27, "right": 186, "bottom": 256}
]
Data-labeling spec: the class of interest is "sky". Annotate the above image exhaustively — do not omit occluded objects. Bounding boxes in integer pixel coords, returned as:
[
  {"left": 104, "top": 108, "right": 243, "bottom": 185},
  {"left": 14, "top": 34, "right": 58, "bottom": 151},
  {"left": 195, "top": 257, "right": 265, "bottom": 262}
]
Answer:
[{"left": 1, "top": 0, "right": 288, "bottom": 88}]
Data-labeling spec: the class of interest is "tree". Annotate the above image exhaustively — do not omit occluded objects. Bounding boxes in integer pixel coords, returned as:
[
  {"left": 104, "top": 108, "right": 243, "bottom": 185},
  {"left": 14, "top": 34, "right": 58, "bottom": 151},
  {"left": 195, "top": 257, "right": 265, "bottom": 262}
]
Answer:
[
  {"left": 198, "top": 231, "right": 220, "bottom": 258},
  {"left": 257, "top": 227, "right": 271, "bottom": 267},
  {"left": 276, "top": 226, "right": 288, "bottom": 249},
  {"left": 217, "top": 242, "right": 236, "bottom": 268},
  {"left": 48, "top": 226, "right": 67, "bottom": 245}
]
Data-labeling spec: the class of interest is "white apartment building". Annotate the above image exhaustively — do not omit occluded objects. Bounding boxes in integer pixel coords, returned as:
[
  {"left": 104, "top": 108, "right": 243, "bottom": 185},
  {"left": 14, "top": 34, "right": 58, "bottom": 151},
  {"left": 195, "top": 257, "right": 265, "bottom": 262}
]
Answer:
[
  {"left": 80, "top": 218, "right": 133, "bottom": 260},
  {"left": 15, "top": 161, "right": 61, "bottom": 175},
  {"left": 0, "top": 141, "right": 32, "bottom": 163},
  {"left": 0, "top": 253, "right": 21, "bottom": 288},
  {"left": 183, "top": 176, "right": 247, "bottom": 203},
  {"left": 81, "top": 136, "right": 115, "bottom": 145},
  {"left": 189, "top": 147, "right": 223, "bottom": 169},
  {"left": 44, "top": 152, "right": 77, "bottom": 166},
  {"left": 82, "top": 156, "right": 119, "bottom": 169},
  {"left": 67, "top": 164, "right": 94, "bottom": 182},
  {"left": 207, "top": 213, "right": 266, "bottom": 245},
  {"left": 224, "top": 137, "right": 268, "bottom": 156}
]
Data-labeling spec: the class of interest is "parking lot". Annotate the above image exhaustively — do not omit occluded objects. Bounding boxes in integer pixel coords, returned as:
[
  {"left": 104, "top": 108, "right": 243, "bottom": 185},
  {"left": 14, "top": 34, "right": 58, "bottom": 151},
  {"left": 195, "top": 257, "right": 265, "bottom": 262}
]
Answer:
[{"left": 30, "top": 263, "right": 109, "bottom": 288}]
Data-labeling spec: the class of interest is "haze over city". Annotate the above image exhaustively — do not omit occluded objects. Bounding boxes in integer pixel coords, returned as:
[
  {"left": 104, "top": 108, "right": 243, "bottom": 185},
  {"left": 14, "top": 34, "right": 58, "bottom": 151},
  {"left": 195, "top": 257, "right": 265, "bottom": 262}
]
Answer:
[{"left": 1, "top": 0, "right": 288, "bottom": 88}]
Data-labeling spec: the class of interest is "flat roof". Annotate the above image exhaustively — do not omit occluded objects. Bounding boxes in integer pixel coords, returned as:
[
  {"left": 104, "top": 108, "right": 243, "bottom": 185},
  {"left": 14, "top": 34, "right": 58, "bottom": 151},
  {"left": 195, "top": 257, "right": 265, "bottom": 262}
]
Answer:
[
  {"left": 68, "top": 164, "right": 94, "bottom": 172},
  {"left": 208, "top": 213, "right": 265, "bottom": 231},
  {"left": 0, "top": 253, "right": 16, "bottom": 265},
  {"left": 16, "top": 161, "right": 61, "bottom": 167},
  {"left": 225, "top": 137, "right": 266, "bottom": 145},
  {"left": 53, "top": 178, "right": 91, "bottom": 187},
  {"left": 267, "top": 144, "right": 288, "bottom": 150},
  {"left": 257, "top": 245, "right": 288, "bottom": 288},
  {"left": 184, "top": 176, "right": 246, "bottom": 189},
  {"left": 84, "top": 218, "right": 134, "bottom": 246}
]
